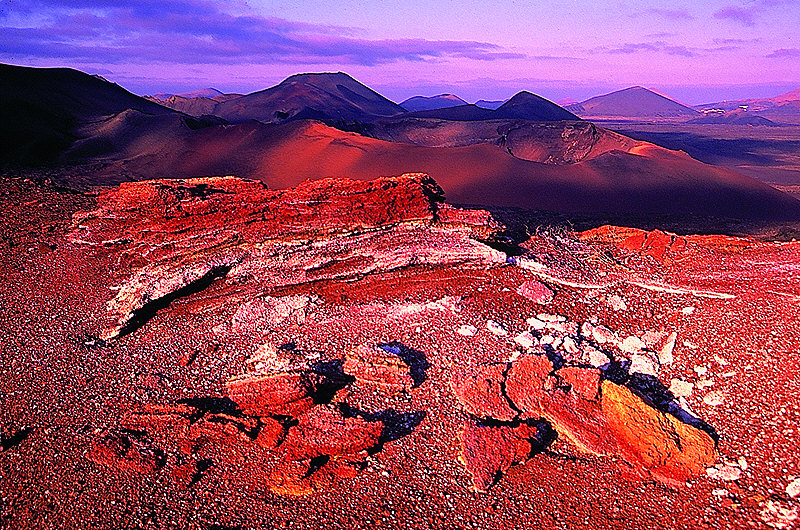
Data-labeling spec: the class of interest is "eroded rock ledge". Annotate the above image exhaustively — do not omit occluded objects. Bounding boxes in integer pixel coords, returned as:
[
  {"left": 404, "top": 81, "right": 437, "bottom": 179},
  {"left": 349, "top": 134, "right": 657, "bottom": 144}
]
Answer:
[{"left": 69, "top": 173, "right": 505, "bottom": 340}]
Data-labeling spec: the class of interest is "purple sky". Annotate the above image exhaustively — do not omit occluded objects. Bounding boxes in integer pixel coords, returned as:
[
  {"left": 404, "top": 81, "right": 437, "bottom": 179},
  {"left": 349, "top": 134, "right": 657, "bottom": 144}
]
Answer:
[{"left": 1, "top": 0, "right": 799, "bottom": 104}]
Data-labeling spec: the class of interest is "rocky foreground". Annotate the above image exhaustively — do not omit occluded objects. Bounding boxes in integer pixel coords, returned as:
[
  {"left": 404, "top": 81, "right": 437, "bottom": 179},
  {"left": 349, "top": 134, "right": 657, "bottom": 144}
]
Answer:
[{"left": 1, "top": 173, "right": 800, "bottom": 529}]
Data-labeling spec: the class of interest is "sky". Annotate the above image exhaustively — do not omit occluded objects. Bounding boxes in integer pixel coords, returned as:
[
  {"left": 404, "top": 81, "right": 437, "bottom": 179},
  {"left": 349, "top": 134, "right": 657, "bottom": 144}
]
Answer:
[{"left": 1, "top": 0, "right": 799, "bottom": 104}]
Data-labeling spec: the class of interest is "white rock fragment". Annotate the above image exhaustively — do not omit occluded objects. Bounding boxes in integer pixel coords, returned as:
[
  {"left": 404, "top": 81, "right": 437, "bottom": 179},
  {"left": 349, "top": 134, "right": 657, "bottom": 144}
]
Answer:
[
  {"left": 787, "top": 478, "right": 800, "bottom": 499},
  {"left": 659, "top": 332, "right": 677, "bottom": 365},
  {"left": 606, "top": 295, "right": 628, "bottom": 311},
  {"left": 620, "top": 336, "right": 646, "bottom": 354},
  {"left": 526, "top": 317, "right": 547, "bottom": 330},
  {"left": 456, "top": 324, "right": 477, "bottom": 337},
  {"left": 737, "top": 457, "right": 748, "bottom": 471},
  {"left": 721, "top": 371, "right": 736, "bottom": 378},
  {"left": 540, "top": 335, "right": 555, "bottom": 345},
  {"left": 551, "top": 337, "right": 563, "bottom": 350},
  {"left": 713, "top": 355, "right": 729, "bottom": 366},
  {"left": 514, "top": 331, "right": 537, "bottom": 350},
  {"left": 707, "top": 464, "right": 742, "bottom": 481},
  {"left": 669, "top": 378, "right": 694, "bottom": 398},
  {"left": 641, "top": 330, "right": 667, "bottom": 349},
  {"left": 712, "top": 488, "right": 730, "bottom": 497},
  {"left": 630, "top": 353, "right": 660, "bottom": 377},
  {"left": 696, "top": 379, "right": 714, "bottom": 389},
  {"left": 537, "top": 313, "right": 566, "bottom": 323},
  {"left": 486, "top": 320, "right": 508, "bottom": 336},
  {"left": 694, "top": 365, "right": 708, "bottom": 376},
  {"left": 591, "top": 325, "right": 618, "bottom": 345},
  {"left": 580, "top": 321, "right": 595, "bottom": 339},
  {"left": 684, "top": 340, "right": 699, "bottom": 349},
  {"left": 703, "top": 391, "right": 724, "bottom": 407},
  {"left": 681, "top": 306, "right": 695, "bottom": 315},
  {"left": 561, "top": 336, "right": 581, "bottom": 356},
  {"left": 585, "top": 346, "right": 611, "bottom": 369},
  {"left": 760, "top": 500, "right": 799, "bottom": 530}
]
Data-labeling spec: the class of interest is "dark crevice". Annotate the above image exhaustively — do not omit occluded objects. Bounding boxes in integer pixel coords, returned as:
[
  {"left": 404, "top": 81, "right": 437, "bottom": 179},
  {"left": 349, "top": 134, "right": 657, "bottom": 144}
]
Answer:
[
  {"left": 115, "top": 265, "right": 232, "bottom": 338},
  {"left": 377, "top": 342, "right": 430, "bottom": 387},
  {"left": 1, "top": 427, "right": 33, "bottom": 452},
  {"left": 190, "top": 458, "right": 213, "bottom": 487},
  {"left": 337, "top": 404, "right": 426, "bottom": 448}
]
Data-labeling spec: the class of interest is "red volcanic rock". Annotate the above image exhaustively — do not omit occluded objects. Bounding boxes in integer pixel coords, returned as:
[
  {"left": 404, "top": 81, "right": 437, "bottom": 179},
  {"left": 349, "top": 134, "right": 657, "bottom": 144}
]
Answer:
[
  {"left": 451, "top": 363, "right": 517, "bottom": 421},
  {"left": 225, "top": 370, "right": 321, "bottom": 417},
  {"left": 281, "top": 405, "right": 383, "bottom": 461},
  {"left": 463, "top": 353, "right": 717, "bottom": 487},
  {"left": 255, "top": 417, "right": 287, "bottom": 450},
  {"left": 516, "top": 280, "right": 555, "bottom": 304},
  {"left": 87, "top": 429, "right": 165, "bottom": 474},
  {"left": 70, "top": 174, "right": 446, "bottom": 247},
  {"left": 504, "top": 354, "right": 552, "bottom": 418},
  {"left": 459, "top": 420, "right": 533, "bottom": 492},
  {"left": 601, "top": 381, "right": 717, "bottom": 486},
  {"left": 68, "top": 174, "right": 505, "bottom": 340},
  {"left": 344, "top": 344, "right": 414, "bottom": 391}
]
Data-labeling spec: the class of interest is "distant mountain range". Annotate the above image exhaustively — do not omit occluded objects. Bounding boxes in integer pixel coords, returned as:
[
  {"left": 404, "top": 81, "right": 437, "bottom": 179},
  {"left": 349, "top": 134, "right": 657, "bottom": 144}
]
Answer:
[
  {"left": 694, "top": 88, "right": 800, "bottom": 124},
  {"left": 2, "top": 62, "right": 799, "bottom": 220},
  {"left": 400, "top": 94, "right": 467, "bottom": 112}
]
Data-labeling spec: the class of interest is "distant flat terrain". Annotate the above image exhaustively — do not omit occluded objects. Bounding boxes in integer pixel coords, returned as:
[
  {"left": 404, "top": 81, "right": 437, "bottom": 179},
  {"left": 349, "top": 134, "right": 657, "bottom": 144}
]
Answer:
[{"left": 602, "top": 121, "right": 800, "bottom": 195}]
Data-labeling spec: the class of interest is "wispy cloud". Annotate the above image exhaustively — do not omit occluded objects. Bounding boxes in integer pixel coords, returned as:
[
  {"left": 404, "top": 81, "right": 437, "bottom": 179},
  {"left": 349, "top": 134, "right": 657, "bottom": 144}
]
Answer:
[
  {"left": 767, "top": 48, "right": 800, "bottom": 58},
  {"left": 0, "top": 0, "right": 524, "bottom": 66},
  {"left": 600, "top": 42, "right": 698, "bottom": 57},
  {"left": 713, "top": 0, "right": 791, "bottom": 26}
]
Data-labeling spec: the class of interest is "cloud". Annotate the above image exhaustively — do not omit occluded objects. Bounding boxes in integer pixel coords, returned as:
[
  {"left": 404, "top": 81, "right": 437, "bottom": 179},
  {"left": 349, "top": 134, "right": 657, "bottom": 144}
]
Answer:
[
  {"left": 601, "top": 42, "right": 698, "bottom": 57},
  {"left": 0, "top": 1, "right": 523, "bottom": 66},
  {"left": 767, "top": 48, "right": 800, "bottom": 58},
  {"left": 713, "top": 6, "right": 757, "bottom": 26},
  {"left": 713, "top": 0, "right": 792, "bottom": 26}
]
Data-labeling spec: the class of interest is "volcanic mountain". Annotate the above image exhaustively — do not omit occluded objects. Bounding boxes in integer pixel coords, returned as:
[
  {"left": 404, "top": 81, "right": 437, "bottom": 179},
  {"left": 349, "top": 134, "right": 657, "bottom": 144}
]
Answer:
[
  {"left": 213, "top": 72, "right": 406, "bottom": 124},
  {"left": 400, "top": 94, "right": 468, "bottom": 112},
  {"left": 0, "top": 63, "right": 175, "bottom": 166},
  {"left": 567, "top": 86, "right": 699, "bottom": 119},
  {"left": 404, "top": 92, "right": 578, "bottom": 122}
]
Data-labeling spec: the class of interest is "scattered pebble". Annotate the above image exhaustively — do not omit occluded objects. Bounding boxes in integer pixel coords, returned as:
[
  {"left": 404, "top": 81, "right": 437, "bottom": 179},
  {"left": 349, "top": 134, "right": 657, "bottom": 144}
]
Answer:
[
  {"left": 586, "top": 347, "right": 611, "bottom": 369},
  {"left": 630, "top": 353, "right": 659, "bottom": 377},
  {"left": 787, "top": 478, "right": 800, "bottom": 498},
  {"left": 514, "top": 331, "right": 537, "bottom": 350},
  {"left": 696, "top": 379, "right": 715, "bottom": 389},
  {"left": 681, "top": 306, "right": 695, "bottom": 315},
  {"left": 516, "top": 280, "right": 555, "bottom": 304},
  {"left": 591, "top": 325, "right": 618, "bottom": 344},
  {"left": 536, "top": 313, "right": 566, "bottom": 323},
  {"left": 713, "top": 355, "right": 729, "bottom": 366},
  {"left": 620, "top": 336, "right": 646, "bottom": 354},
  {"left": 703, "top": 391, "right": 724, "bottom": 407},
  {"left": 706, "top": 464, "right": 741, "bottom": 481},
  {"left": 694, "top": 365, "right": 708, "bottom": 376},
  {"left": 526, "top": 317, "right": 547, "bottom": 330},
  {"left": 456, "top": 325, "right": 477, "bottom": 337},
  {"left": 683, "top": 340, "right": 698, "bottom": 349},
  {"left": 486, "top": 320, "right": 508, "bottom": 336},
  {"left": 669, "top": 378, "right": 693, "bottom": 398},
  {"left": 659, "top": 332, "right": 677, "bottom": 365},
  {"left": 606, "top": 295, "right": 628, "bottom": 311}
]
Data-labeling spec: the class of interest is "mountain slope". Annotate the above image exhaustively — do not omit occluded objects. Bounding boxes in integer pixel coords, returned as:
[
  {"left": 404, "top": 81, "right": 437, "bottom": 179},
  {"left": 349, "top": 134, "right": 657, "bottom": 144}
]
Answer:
[
  {"left": 0, "top": 63, "right": 174, "bottom": 165},
  {"left": 214, "top": 72, "right": 406, "bottom": 124},
  {"left": 570, "top": 86, "right": 699, "bottom": 118}
]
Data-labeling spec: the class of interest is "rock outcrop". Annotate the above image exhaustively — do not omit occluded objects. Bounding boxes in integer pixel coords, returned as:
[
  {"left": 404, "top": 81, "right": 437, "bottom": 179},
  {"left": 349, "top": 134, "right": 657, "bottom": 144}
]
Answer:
[{"left": 69, "top": 174, "right": 506, "bottom": 340}]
